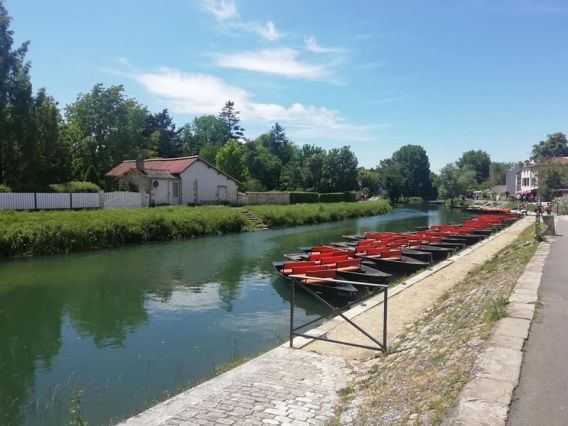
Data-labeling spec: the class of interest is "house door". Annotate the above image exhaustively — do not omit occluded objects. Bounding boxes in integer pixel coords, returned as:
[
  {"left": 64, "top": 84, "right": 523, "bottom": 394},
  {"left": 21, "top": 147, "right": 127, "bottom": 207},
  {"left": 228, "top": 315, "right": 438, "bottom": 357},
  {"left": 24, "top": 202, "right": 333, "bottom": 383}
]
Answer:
[
  {"left": 172, "top": 181, "right": 181, "bottom": 205},
  {"left": 218, "top": 186, "right": 227, "bottom": 202}
]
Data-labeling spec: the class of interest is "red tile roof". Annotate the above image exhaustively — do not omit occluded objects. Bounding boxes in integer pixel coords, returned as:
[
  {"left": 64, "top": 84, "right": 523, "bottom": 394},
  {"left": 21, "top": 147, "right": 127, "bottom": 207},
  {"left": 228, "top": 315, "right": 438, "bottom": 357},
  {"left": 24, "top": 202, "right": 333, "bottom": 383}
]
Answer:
[
  {"left": 105, "top": 156, "right": 199, "bottom": 177},
  {"left": 549, "top": 157, "right": 568, "bottom": 165}
]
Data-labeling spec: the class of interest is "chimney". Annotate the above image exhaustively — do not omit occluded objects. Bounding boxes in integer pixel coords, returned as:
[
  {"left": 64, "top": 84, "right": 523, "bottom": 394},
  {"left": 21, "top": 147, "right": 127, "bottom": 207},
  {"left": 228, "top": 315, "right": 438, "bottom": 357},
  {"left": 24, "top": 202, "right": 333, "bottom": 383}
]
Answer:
[{"left": 136, "top": 152, "right": 145, "bottom": 173}]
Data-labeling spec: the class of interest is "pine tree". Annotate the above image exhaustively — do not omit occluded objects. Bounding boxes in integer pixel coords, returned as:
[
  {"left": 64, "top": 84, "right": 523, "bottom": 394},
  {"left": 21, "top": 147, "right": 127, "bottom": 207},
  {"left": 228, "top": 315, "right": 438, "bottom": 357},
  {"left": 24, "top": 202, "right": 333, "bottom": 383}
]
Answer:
[
  {"left": 218, "top": 100, "right": 244, "bottom": 142},
  {"left": 266, "top": 122, "right": 291, "bottom": 163}
]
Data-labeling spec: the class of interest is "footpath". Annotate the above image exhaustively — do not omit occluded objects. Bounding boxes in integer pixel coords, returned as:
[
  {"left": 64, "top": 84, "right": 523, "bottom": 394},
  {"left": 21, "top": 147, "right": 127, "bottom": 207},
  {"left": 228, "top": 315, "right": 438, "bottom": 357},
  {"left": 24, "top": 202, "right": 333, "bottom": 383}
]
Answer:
[
  {"left": 507, "top": 216, "right": 568, "bottom": 425},
  {"left": 121, "top": 218, "right": 531, "bottom": 426}
]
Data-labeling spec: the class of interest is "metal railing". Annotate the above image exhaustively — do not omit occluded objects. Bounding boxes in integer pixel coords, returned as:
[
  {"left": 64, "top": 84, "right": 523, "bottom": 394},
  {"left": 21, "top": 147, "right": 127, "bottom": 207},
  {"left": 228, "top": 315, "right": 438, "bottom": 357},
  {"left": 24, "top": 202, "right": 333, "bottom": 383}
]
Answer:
[{"left": 288, "top": 275, "right": 388, "bottom": 352}]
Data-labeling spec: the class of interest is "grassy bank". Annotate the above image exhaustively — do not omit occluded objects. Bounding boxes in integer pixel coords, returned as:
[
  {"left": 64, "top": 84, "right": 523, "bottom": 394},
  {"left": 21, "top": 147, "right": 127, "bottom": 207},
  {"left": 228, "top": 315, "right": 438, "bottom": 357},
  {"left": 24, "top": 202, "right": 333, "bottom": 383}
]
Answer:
[
  {"left": 332, "top": 223, "right": 538, "bottom": 424},
  {"left": 0, "top": 206, "right": 248, "bottom": 258},
  {"left": 0, "top": 200, "right": 391, "bottom": 258},
  {"left": 247, "top": 199, "right": 391, "bottom": 227}
]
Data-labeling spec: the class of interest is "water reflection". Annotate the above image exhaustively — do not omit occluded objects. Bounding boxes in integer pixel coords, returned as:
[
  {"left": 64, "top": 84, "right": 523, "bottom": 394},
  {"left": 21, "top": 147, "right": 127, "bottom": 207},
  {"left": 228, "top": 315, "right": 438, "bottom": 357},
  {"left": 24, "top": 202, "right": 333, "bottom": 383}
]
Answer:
[{"left": 0, "top": 205, "right": 468, "bottom": 425}]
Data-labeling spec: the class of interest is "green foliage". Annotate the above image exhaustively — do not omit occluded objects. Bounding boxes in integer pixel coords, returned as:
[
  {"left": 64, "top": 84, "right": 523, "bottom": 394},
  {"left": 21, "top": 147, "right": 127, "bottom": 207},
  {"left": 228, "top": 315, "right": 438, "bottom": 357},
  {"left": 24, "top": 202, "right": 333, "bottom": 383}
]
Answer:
[
  {"left": 379, "top": 145, "right": 433, "bottom": 202},
  {"left": 218, "top": 100, "right": 244, "bottom": 142},
  {"left": 215, "top": 139, "right": 249, "bottom": 184},
  {"left": 537, "top": 164, "right": 568, "bottom": 200},
  {"left": 248, "top": 200, "right": 391, "bottom": 227},
  {"left": 65, "top": 84, "right": 150, "bottom": 184},
  {"left": 531, "top": 132, "right": 568, "bottom": 162},
  {"left": 181, "top": 115, "right": 226, "bottom": 155},
  {"left": 438, "top": 163, "right": 476, "bottom": 199},
  {"left": 482, "top": 297, "right": 508, "bottom": 323},
  {"left": 290, "top": 191, "right": 319, "bottom": 204},
  {"left": 48, "top": 181, "right": 101, "bottom": 193},
  {"left": 397, "top": 196, "right": 424, "bottom": 204},
  {"left": 554, "top": 196, "right": 568, "bottom": 215},
  {"left": 0, "top": 206, "right": 248, "bottom": 257},
  {"left": 358, "top": 167, "right": 380, "bottom": 195},
  {"left": 321, "top": 146, "right": 359, "bottom": 192},
  {"left": 457, "top": 150, "right": 491, "bottom": 184},
  {"left": 67, "top": 389, "right": 88, "bottom": 426},
  {"left": 266, "top": 122, "right": 292, "bottom": 164},
  {"left": 319, "top": 192, "right": 346, "bottom": 203},
  {"left": 0, "top": 184, "right": 11, "bottom": 192},
  {"left": 344, "top": 191, "right": 357, "bottom": 202},
  {"left": 244, "top": 139, "right": 282, "bottom": 190},
  {"left": 143, "top": 109, "right": 182, "bottom": 158}
]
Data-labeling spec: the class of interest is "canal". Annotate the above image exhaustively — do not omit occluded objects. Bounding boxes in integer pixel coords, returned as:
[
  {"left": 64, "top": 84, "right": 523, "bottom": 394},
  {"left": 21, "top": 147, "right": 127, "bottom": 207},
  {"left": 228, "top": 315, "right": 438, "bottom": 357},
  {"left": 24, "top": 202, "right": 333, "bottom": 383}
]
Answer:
[{"left": 0, "top": 205, "right": 469, "bottom": 425}]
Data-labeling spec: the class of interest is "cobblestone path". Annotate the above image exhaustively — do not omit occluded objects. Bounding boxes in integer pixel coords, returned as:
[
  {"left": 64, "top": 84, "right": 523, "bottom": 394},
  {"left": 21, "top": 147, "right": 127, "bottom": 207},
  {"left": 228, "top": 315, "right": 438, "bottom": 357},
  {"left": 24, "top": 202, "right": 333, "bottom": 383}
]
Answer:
[{"left": 121, "top": 347, "right": 363, "bottom": 425}]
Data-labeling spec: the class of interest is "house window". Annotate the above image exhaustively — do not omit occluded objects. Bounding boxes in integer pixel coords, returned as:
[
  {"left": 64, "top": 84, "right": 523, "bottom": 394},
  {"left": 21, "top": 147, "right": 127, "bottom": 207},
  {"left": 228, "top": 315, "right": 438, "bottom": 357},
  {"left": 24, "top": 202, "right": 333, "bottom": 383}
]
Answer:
[
  {"left": 172, "top": 182, "right": 180, "bottom": 198},
  {"left": 522, "top": 178, "right": 529, "bottom": 187}
]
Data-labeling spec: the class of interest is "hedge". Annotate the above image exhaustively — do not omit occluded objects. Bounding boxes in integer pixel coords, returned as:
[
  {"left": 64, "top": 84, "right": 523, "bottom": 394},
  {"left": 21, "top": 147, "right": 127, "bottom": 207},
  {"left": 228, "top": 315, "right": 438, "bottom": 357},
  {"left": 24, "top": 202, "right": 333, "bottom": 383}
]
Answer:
[
  {"left": 48, "top": 181, "right": 101, "bottom": 193},
  {"left": 319, "top": 192, "right": 345, "bottom": 203},
  {"left": 290, "top": 192, "right": 319, "bottom": 204},
  {"left": 0, "top": 184, "right": 11, "bottom": 193}
]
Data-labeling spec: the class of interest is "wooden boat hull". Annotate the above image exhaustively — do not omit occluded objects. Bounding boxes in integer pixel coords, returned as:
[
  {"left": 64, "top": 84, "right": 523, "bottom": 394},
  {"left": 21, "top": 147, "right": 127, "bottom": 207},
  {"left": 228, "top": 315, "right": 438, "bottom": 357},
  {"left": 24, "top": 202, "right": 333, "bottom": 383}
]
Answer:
[
  {"left": 401, "top": 248, "right": 433, "bottom": 264},
  {"left": 272, "top": 262, "right": 358, "bottom": 300},
  {"left": 416, "top": 244, "right": 454, "bottom": 260},
  {"left": 359, "top": 255, "right": 429, "bottom": 275}
]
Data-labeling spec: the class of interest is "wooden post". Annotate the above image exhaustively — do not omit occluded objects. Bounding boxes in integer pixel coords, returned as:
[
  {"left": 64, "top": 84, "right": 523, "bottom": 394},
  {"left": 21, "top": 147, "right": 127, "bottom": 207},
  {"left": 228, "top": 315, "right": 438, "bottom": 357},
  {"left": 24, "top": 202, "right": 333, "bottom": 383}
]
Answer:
[
  {"left": 33, "top": 192, "right": 37, "bottom": 210},
  {"left": 69, "top": 192, "right": 73, "bottom": 209}
]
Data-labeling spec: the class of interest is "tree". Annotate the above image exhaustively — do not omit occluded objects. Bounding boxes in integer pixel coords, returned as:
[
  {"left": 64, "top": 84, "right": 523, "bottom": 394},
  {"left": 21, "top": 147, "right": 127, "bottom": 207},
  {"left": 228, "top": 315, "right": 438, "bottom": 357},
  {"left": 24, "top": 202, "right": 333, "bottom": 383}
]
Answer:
[
  {"left": 265, "top": 123, "right": 292, "bottom": 164},
  {"left": 181, "top": 115, "right": 226, "bottom": 155},
  {"left": 437, "top": 163, "right": 476, "bottom": 199},
  {"left": 0, "top": 0, "right": 34, "bottom": 187},
  {"left": 322, "top": 146, "right": 359, "bottom": 192},
  {"left": 380, "top": 145, "right": 433, "bottom": 199},
  {"left": 143, "top": 109, "right": 181, "bottom": 158},
  {"left": 531, "top": 132, "right": 568, "bottom": 162},
  {"left": 199, "top": 143, "right": 221, "bottom": 164},
  {"left": 358, "top": 167, "right": 381, "bottom": 195},
  {"left": 218, "top": 101, "right": 244, "bottom": 142},
  {"left": 34, "top": 89, "right": 71, "bottom": 184},
  {"left": 537, "top": 164, "right": 568, "bottom": 200},
  {"left": 457, "top": 150, "right": 491, "bottom": 184},
  {"left": 215, "top": 139, "right": 249, "bottom": 184},
  {"left": 65, "top": 84, "right": 149, "bottom": 183},
  {"left": 302, "top": 145, "right": 326, "bottom": 192},
  {"left": 244, "top": 139, "right": 282, "bottom": 190},
  {"left": 487, "top": 161, "right": 515, "bottom": 187}
]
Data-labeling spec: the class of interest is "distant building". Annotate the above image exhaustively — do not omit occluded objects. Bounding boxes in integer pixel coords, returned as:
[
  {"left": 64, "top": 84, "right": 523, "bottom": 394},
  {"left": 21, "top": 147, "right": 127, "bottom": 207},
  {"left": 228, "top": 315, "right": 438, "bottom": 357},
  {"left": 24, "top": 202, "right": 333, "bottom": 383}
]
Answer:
[
  {"left": 106, "top": 156, "right": 239, "bottom": 205},
  {"left": 505, "top": 157, "right": 568, "bottom": 200}
]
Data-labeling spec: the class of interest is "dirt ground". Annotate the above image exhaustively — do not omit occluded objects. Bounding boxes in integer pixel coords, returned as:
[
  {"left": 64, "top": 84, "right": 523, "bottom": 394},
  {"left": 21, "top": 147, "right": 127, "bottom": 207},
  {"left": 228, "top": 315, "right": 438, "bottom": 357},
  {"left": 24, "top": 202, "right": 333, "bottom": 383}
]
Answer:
[{"left": 302, "top": 217, "right": 532, "bottom": 359}]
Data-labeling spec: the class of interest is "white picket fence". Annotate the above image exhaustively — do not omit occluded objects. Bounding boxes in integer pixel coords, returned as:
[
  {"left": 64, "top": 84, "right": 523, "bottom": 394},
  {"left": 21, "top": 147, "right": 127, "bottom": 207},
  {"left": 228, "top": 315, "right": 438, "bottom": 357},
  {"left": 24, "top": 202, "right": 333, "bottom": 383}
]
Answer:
[{"left": 0, "top": 191, "right": 149, "bottom": 210}]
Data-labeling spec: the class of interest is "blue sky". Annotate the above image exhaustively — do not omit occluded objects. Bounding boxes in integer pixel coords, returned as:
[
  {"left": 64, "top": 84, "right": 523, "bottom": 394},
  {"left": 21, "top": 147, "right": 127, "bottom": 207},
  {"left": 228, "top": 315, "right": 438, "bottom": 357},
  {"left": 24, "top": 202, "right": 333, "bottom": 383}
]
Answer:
[{"left": 8, "top": 0, "right": 568, "bottom": 170}]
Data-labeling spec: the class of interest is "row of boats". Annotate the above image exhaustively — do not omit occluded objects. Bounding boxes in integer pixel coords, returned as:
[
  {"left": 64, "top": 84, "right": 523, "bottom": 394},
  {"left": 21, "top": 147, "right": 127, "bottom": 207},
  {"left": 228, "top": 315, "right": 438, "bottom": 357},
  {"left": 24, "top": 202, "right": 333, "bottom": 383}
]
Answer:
[{"left": 273, "top": 212, "right": 519, "bottom": 300}]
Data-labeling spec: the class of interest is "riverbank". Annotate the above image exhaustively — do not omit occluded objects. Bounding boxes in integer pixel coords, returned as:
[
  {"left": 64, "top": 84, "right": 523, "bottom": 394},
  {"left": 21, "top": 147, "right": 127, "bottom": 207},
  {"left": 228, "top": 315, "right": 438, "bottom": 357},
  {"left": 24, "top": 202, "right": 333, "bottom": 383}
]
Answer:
[
  {"left": 119, "top": 217, "right": 531, "bottom": 425},
  {"left": 0, "top": 200, "right": 391, "bottom": 257},
  {"left": 331, "top": 218, "right": 536, "bottom": 424}
]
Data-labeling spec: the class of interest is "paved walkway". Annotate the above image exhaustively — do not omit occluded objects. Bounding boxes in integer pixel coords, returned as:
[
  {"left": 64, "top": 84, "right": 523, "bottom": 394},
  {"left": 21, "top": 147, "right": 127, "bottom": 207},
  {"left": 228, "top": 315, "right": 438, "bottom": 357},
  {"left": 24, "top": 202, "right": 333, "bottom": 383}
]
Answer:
[{"left": 508, "top": 216, "right": 568, "bottom": 425}]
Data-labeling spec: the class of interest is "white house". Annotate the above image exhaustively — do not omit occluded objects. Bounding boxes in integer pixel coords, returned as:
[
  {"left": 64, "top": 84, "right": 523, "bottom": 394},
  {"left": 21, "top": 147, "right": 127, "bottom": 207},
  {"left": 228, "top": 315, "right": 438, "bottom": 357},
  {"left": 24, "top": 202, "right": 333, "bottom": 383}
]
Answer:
[{"left": 106, "top": 156, "right": 239, "bottom": 205}]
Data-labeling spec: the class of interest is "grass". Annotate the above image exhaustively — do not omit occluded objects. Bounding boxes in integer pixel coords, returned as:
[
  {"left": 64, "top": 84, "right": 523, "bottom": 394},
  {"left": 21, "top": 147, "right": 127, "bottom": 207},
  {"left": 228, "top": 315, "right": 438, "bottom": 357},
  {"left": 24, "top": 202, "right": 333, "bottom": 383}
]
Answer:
[
  {"left": 0, "top": 200, "right": 392, "bottom": 258},
  {"left": 247, "top": 199, "right": 391, "bottom": 228},
  {"left": 0, "top": 205, "right": 248, "bottom": 257},
  {"left": 331, "top": 222, "right": 540, "bottom": 425}
]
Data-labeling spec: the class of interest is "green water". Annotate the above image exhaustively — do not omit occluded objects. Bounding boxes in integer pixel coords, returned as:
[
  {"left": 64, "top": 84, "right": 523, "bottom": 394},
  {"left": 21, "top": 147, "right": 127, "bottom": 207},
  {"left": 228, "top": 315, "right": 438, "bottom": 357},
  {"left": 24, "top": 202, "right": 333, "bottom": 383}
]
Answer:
[{"left": 0, "top": 205, "right": 468, "bottom": 425}]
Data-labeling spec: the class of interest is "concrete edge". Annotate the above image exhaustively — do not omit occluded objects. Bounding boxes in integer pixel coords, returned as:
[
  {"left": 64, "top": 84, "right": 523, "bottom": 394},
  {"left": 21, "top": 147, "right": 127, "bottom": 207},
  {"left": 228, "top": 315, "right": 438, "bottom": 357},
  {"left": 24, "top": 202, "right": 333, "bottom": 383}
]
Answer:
[
  {"left": 287, "top": 219, "right": 524, "bottom": 350},
  {"left": 442, "top": 238, "right": 552, "bottom": 426}
]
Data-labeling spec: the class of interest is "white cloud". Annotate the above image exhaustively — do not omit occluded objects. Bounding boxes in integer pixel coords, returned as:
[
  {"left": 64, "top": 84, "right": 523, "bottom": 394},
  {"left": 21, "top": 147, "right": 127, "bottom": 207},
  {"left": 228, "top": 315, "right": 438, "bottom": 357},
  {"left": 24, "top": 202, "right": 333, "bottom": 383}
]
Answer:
[
  {"left": 215, "top": 48, "right": 329, "bottom": 79},
  {"left": 232, "top": 20, "right": 282, "bottom": 41},
  {"left": 304, "top": 36, "right": 342, "bottom": 54},
  {"left": 201, "top": 0, "right": 238, "bottom": 21},
  {"left": 133, "top": 68, "right": 372, "bottom": 142}
]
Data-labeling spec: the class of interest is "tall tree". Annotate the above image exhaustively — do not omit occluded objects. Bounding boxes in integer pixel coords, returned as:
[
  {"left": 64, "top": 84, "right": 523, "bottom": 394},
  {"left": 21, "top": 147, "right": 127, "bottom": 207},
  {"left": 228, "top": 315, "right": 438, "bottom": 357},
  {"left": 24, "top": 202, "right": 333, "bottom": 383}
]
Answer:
[
  {"left": 0, "top": 0, "right": 34, "bottom": 187},
  {"left": 65, "top": 84, "right": 149, "bottom": 183},
  {"left": 143, "top": 109, "right": 182, "bottom": 158},
  {"left": 437, "top": 163, "right": 476, "bottom": 199},
  {"left": 181, "top": 115, "right": 226, "bottom": 155},
  {"left": 218, "top": 100, "right": 244, "bottom": 142},
  {"left": 386, "top": 145, "right": 433, "bottom": 198},
  {"left": 358, "top": 167, "right": 381, "bottom": 195},
  {"left": 531, "top": 132, "right": 568, "bottom": 162},
  {"left": 457, "top": 150, "right": 491, "bottom": 184},
  {"left": 537, "top": 164, "right": 568, "bottom": 200},
  {"left": 322, "top": 146, "right": 359, "bottom": 192},
  {"left": 244, "top": 139, "right": 282, "bottom": 190},
  {"left": 265, "top": 122, "right": 292, "bottom": 164},
  {"left": 215, "top": 139, "right": 249, "bottom": 184}
]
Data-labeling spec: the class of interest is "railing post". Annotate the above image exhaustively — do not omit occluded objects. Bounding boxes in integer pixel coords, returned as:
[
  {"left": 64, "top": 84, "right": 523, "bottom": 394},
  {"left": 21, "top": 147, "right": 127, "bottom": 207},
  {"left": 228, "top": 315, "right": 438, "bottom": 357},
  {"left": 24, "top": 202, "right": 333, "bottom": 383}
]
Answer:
[
  {"left": 290, "top": 279, "right": 295, "bottom": 348},
  {"left": 69, "top": 192, "right": 73, "bottom": 209},
  {"left": 383, "top": 287, "right": 388, "bottom": 351}
]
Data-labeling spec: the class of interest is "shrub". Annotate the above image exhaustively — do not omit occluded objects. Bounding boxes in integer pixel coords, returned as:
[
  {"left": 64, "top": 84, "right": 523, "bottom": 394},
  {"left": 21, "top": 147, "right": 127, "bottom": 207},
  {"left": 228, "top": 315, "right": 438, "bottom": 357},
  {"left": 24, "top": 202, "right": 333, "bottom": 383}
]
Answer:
[
  {"left": 344, "top": 191, "right": 358, "bottom": 202},
  {"left": 290, "top": 192, "right": 319, "bottom": 204},
  {"left": 555, "top": 196, "right": 568, "bottom": 215},
  {"left": 319, "top": 192, "right": 345, "bottom": 203},
  {"left": 0, "top": 184, "right": 11, "bottom": 193},
  {"left": 49, "top": 181, "right": 101, "bottom": 193}
]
